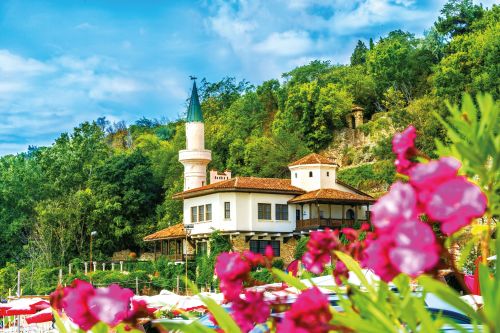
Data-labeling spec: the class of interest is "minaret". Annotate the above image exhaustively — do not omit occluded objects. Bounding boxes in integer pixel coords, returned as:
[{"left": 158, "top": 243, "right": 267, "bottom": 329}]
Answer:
[{"left": 179, "top": 78, "right": 212, "bottom": 190}]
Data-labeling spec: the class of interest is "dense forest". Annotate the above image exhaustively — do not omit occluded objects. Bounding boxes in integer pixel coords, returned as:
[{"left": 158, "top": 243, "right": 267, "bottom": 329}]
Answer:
[{"left": 0, "top": 0, "right": 498, "bottom": 279}]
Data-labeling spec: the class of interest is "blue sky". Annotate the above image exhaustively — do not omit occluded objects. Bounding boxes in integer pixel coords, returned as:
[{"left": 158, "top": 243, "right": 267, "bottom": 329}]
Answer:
[{"left": 0, "top": 0, "right": 494, "bottom": 156}]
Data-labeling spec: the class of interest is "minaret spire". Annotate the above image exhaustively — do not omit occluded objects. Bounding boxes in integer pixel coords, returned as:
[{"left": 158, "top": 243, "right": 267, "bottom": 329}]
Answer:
[
  {"left": 179, "top": 76, "right": 212, "bottom": 190},
  {"left": 187, "top": 76, "right": 203, "bottom": 122}
]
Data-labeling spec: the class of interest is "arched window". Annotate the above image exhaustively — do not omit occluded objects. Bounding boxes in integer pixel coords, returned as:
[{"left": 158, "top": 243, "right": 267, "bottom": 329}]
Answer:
[
  {"left": 346, "top": 209, "right": 355, "bottom": 220},
  {"left": 326, "top": 171, "right": 330, "bottom": 177},
  {"left": 309, "top": 171, "right": 313, "bottom": 177},
  {"left": 295, "top": 173, "right": 297, "bottom": 178}
]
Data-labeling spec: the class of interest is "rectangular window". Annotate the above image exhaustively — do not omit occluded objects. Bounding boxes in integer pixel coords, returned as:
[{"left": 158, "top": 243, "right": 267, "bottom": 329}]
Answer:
[
  {"left": 224, "top": 202, "right": 231, "bottom": 219},
  {"left": 191, "top": 206, "right": 197, "bottom": 223},
  {"left": 258, "top": 203, "right": 272, "bottom": 220},
  {"left": 249, "top": 240, "right": 280, "bottom": 256},
  {"left": 198, "top": 205, "right": 205, "bottom": 222},
  {"left": 275, "top": 204, "right": 288, "bottom": 220},
  {"left": 196, "top": 242, "right": 207, "bottom": 255},
  {"left": 206, "top": 204, "right": 212, "bottom": 221}
]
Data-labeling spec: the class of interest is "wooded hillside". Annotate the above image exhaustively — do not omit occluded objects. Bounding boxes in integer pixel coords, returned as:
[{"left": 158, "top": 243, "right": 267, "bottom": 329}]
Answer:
[{"left": 0, "top": 1, "right": 498, "bottom": 273}]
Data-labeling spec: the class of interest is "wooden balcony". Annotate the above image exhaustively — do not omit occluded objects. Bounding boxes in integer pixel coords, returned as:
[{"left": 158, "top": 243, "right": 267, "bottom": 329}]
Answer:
[{"left": 296, "top": 218, "right": 368, "bottom": 231}]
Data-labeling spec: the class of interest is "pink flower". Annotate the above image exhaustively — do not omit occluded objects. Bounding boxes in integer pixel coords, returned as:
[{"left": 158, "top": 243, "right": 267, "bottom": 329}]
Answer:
[
  {"left": 215, "top": 252, "right": 251, "bottom": 301},
  {"left": 409, "top": 157, "right": 461, "bottom": 204},
  {"left": 393, "top": 125, "right": 417, "bottom": 174},
  {"left": 61, "top": 280, "right": 99, "bottom": 330},
  {"left": 409, "top": 157, "right": 487, "bottom": 234},
  {"left": 363, "top": 235, "right": 400, "bottom": 282},
  {"left": 88, "top": 284, "right": 134, "bottom": 327},
  {"left": 365, "top": 182, "right": 440, "bottom": 281},
  {"left": 371, "top": 182, "right": 418, "bottom": 232},
  {"left": 364, "top": 220, "right": 439, "bottom": 282},
  {"left": 302, "top": 229, "right": 339, "bottom": 274},
  {"left": 242, "top": 250, "right": 265, "bottom": 267},
  {"left": 390, "top": 221, "right": 440, "bottom": 276},
  {"left": 278, "top": 287, "right": 332, "bottom": 333},
  {"left": 426, "top": 177, "right": 487, "bottom": 235},
  {"left": 231, "top": 291, "right": 270, "bottom": 333},
  {"left": 333, "top": 260, "right": 348, "bottom": 285},
  {"left": 264, "top": 245, "right": 274, "bottom": 260},
  {"left": 123, "top": 299, "right": 156, "bottom": 328}
]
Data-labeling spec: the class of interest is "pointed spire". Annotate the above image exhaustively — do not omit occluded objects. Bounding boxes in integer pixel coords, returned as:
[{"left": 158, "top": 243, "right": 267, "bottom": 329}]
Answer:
[{"left": 187, "top": 78, "right": 203, "bottom": 122}]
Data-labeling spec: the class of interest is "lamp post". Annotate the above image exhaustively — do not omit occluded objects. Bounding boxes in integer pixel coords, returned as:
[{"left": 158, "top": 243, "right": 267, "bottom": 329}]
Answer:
[
  {"left": 184, "top": 224, "right": 194, "bottom": 295},
  {"left": 89, "top": 231, "right": 97, "bottom": 273}
]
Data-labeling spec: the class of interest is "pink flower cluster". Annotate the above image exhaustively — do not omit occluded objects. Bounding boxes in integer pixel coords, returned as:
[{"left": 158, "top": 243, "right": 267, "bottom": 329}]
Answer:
[
  {"left": 231, "top": 291, "right": 270, "bottom": 332},
  {"left": 364, "top": 182, "right": 440, "bottom": 281},
  {"left": 302, "top": 225, "right": 372, "bottom": 284},
  {"left": 393, "top": 125, "right": 487, "bottom": 235},
  {"left": 362, "top": 126, "right": 487, "bottom": 281},
  {"left": 278, "top": 287, "right": 333, "bottom": 333},
  {"left": 50, "top": 280, "right": 153, "bottom": 330},
  {"left": 302, "top": 228, "right": 339, "bottom": 275},
  {"left": 214, "top": 248, "right": 273, "bottom": 332}
]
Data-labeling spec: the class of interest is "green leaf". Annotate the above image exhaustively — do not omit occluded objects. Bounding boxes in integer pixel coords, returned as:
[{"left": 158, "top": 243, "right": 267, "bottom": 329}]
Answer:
[
  {"left": 456, "top": 237, "right": 476, "bottom": 270},
  {"left": 334, "top": 251, "right": 376, "bottom": 295},
  {"left": 271, "top": 268, "right": 308, "bottom": 290},
  {"left": 53, "top": 311, "right": 69, "bottom": 333},
  {"left": 90, "top": 322, "right": 109, "bottom": 333},
  {"left": 199, "top": 294, "right": 242, "bottom": 333},
  {"left": 418, "top": 276, "right": 482, "bottom": 322}
]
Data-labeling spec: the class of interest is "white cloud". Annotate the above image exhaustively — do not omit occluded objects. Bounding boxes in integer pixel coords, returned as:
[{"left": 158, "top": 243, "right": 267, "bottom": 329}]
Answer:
[
  {"left": 0, "top": 50, "right": 53, "bottom": 74},
  {"left": 0, "top": 50, "right": 174, "bottom": 155},
  {"left": 254, "top": 31, "right": 314, "bottom": 56}
]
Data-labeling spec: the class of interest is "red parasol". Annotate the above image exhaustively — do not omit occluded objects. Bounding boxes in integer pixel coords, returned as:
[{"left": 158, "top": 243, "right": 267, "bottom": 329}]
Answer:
[{"left": 25, "top": 308, "right": 53, "bottom": 324}]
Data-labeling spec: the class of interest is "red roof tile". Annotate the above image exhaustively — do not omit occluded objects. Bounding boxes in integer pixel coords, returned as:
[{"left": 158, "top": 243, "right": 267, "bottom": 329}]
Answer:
[
  {"left": 288, "top": 153, "right": 336, "bottom": 167},
  {"left": 288, "top": 188, "right": 375, "bottom": 204},
  {"left": 144, "top": 223, "right": 186, "bottom": 241},
  {"left": 173, "top": 177, "right": 305, "bottom": 199}
]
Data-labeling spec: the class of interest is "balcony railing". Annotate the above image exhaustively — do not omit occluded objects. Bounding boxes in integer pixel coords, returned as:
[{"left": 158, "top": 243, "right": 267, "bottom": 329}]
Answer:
[{"left": 296, "top": 218, "right": 369, "bottom": 231}]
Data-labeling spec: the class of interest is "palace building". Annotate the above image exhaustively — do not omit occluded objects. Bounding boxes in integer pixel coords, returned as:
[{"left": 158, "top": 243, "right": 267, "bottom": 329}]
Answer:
[{"left": 144, "top": 80, "right": 375, "bottom": 265}]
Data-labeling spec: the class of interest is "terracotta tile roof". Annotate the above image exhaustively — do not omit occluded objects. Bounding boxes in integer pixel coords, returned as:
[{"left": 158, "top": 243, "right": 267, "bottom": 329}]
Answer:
[
  {"left": 144, "top": 223, "right": 186, "bottom": 241},
  {"left": 288, "top": 188, "right": 375, "bottom": 204},
  {"left": 173, "top": 177, "right": 305, "bottom": 199},
  {"left": 288, "top": 153, "right": 337, "bottom": 167}
]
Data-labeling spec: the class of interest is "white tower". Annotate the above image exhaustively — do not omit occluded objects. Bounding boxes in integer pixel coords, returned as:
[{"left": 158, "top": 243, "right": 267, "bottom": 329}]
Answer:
[{"left": 179, "top": 79, "right": 212, "bottom": 190}]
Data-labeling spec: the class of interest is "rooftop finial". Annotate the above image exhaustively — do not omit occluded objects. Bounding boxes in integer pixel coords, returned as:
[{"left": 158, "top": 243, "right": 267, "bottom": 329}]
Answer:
[{"left": 189, "top": 75, "right": 197, "bottom": 81}]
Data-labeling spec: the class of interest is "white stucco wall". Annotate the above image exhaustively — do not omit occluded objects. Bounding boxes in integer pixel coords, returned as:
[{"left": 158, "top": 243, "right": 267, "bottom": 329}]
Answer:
[
  {"left": 179, "top": 122, "right": 211, "bottom": 190},
  {"left": 186, "top": 122, "right": 205, "bottom": 150},
  {"left": 184, "top": 192, "right": 297, "bottom": 235},
  {"left": 289, "top": 164, "right": 338, "bottom": 191}
]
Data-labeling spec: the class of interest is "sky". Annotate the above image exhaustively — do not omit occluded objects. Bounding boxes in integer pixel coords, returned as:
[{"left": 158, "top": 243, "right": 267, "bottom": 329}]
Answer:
[{"left": 0, "top": 0, "right": 495, "bottom": 156}]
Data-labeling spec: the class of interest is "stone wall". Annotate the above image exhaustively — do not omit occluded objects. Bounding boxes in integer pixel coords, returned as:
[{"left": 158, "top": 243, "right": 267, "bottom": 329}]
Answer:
[
  {"left": 228, "top": 235, "right": 297, "bottom": 266},
  {"left": 280, "top": 237, "right": 298, "bottom": 266},
  {"left": 231, "top": 235, "right": 247, "bottom": 253}
]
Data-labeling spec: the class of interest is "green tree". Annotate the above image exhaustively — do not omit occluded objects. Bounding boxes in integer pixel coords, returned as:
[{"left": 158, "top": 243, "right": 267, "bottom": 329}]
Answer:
[
  {"left": 89, "top": 150, "right": 163, "bottom": 254},
  {"left": 350, "top": 40, "right": 369, "bottom": 65},
  {"left": 367, "top": 30, "right": 434, "bottom": 98},
  {"left": 433, "top": 6, "right": 500, "bottom": 100},
  {"left": 435, "top": 0, "right": 484, "bottom": 38}
]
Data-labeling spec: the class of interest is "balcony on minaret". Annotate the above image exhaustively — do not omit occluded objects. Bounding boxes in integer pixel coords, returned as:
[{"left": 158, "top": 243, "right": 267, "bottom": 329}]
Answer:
[{"left": 210, "top": 170, "right": 232, "bottom": 184}]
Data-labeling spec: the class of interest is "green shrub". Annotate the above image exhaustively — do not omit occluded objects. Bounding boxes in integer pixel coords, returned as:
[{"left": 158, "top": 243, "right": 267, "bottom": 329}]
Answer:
[{"left": 294, "top": 236, "right": 309, "bottom": 260}]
